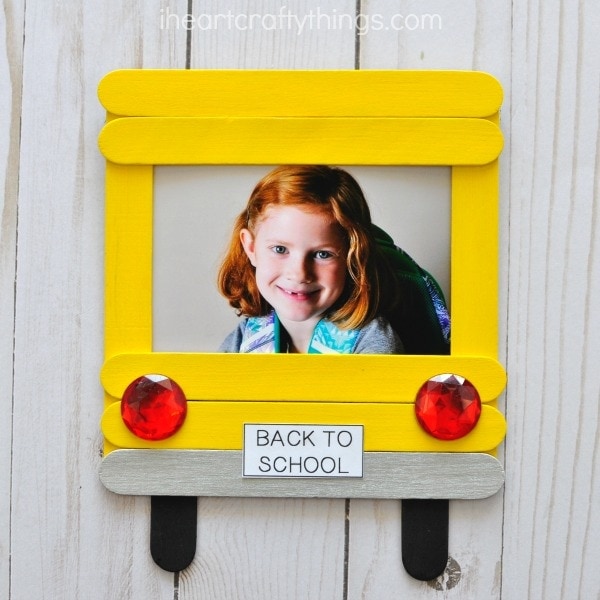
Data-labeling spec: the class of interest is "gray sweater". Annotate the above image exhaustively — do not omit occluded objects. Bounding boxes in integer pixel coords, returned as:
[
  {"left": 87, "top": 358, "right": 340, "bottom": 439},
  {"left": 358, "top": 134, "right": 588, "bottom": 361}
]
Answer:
[{"left": 219, "top": 315, "right": 404, "bottom": 354}]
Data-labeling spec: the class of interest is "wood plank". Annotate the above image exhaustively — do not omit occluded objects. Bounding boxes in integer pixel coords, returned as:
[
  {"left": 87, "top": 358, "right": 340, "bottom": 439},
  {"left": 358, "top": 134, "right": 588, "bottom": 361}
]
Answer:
[
  {"left": 0, "top": 2, "right": 25, "bottom": 598},
  {"left": 357, "top": 0, "right": 511, "bottom": 77},
  {"left": 178, "top": 2, "right": 357, "bottom": 598},
  {"left": 9, "top": 1, "right": 599, "bottom": 598},
  {"left": 502, "top": 2, "right": 600, "bottom": 598},
  {"left": 351, "top": 1, "right": 512, "bottom": 597},
  {"left": 10, "top": 2, "right": 189, "bottom": 598},
  {"left": 189, "top": 0, "right": 356, "bottom": 71},
  {"left": 347, "top": 493, "right": 505, "bottom": 597},
  {"left": 181, "top": 496, "right": 346, "bottom": 600}
]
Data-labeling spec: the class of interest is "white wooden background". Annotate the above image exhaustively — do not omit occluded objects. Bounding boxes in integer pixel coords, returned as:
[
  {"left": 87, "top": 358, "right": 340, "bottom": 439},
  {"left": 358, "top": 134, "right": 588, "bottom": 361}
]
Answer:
[{"left": 1, "top": 1, "right": 598, "bottom": 598}]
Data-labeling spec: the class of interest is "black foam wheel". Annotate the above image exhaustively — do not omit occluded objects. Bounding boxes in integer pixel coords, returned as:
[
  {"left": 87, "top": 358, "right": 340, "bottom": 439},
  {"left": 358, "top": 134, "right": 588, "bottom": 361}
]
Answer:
[
  {"left": 150, "top": 496, "right": 198, "bottom": 572},
  {"left": 401, "top": 499, "right": 449, "bottom": 581}
]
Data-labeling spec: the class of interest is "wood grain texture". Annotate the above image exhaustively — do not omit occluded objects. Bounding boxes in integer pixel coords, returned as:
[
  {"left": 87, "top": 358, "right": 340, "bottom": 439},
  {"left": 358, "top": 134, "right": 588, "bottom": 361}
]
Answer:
[
  {"left": 348, "top": 1, "right": 512, "bottom": 597},
  {"left": 348, "top": 493, "right": 506, "bottom": 598},
  {"left": 358, "top": 0, "right": 511, "bottom": 76},
  {"left": 502, "top": 1, "right": 600, "bottom": 598},
  {"left": 173, "top": 4, "right": 357, "bottom": 598},
  {"left": 9, "top": 2, "right": 189, "bottom": 598},
  {"left": 0, "top": 3, "right": 24, "bottom": 598},
  {"left": 181, "top": 496, "right": 346, "bottom": 600},
  {"left": 189, "top": 0, "right": 357, "bottom": 70},
  {"left": 174, "top": 3, "right": 357, "bottom": 598},
  {"left": 4, "top": 0, "right": 599, "bottom": 598}
]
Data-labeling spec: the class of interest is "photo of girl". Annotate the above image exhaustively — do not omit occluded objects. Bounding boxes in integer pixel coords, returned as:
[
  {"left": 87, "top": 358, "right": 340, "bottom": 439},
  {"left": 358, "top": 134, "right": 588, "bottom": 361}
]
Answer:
[{"left": 217, "top": 165, "right": 404, "bottom": 354}]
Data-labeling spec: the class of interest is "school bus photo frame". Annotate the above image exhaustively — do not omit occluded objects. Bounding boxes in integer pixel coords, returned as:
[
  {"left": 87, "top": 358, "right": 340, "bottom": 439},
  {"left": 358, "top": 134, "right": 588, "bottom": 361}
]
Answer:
[{"left": 97, "top": 70, "right": 506, "bottom": 579}]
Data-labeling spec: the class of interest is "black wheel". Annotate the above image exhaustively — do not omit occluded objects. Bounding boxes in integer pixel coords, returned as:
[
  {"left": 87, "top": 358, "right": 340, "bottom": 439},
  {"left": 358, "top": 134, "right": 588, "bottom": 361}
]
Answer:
[
  {"left": 401, "top": 499, "right": 449, "bottom": 581},
  {"left": 150, "top": 496, "right": 198, "bottom": 572}
]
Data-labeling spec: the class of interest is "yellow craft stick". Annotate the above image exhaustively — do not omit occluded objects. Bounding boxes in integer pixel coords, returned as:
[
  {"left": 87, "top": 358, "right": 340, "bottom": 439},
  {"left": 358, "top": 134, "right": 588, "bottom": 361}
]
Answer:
[
  {"left": 102, "top": 400, "right": 506, "bottom": 453},
  {"left": 98, "top": 69, "right": 503, "bottom": 118},
  {"left": 101, "top": 353, "right": 507, "bottom": 403},
  {"left": 99, "top": 117, "right": 503, "bottom": 166}
]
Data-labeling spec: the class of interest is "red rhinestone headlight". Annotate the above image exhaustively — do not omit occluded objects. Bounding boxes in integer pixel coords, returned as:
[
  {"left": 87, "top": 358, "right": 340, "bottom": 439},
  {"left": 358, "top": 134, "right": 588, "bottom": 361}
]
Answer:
[
  {"left": 121, "top": 374, "right": 187, "bottom": 441},
  {"left": 415, "top": 374, "right": 482, "bottom": 440}
]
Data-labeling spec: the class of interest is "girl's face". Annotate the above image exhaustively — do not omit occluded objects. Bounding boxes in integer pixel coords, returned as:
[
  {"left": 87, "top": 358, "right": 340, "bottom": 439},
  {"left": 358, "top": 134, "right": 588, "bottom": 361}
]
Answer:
[{"left": 240, "top": 205, "right": 348, "bottom": 329}]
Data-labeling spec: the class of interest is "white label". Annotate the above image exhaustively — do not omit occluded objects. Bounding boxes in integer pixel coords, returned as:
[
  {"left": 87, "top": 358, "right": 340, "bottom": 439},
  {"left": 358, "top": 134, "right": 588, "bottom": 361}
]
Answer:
[{"left": 243, "top": 424, "right": 363, "bottom": 478}]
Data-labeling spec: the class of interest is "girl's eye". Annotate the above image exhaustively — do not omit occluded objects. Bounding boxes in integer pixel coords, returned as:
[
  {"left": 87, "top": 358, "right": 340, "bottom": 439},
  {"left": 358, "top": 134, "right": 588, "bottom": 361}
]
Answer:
[
  {"left": 315, "top": 250, "right": 334, "bottom": 260},
  {"left": 272, "top": 245, "right": 287, "bottom": 254}
]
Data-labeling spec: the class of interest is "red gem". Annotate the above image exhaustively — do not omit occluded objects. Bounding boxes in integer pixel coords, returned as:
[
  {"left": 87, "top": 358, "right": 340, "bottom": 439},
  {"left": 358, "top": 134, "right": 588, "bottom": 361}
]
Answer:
[
  {"left": 415, "top": 374, "right": 481, "bottom": 440},
  {"left": 121, "top": 375, "right": 187, "bottom": 441}
]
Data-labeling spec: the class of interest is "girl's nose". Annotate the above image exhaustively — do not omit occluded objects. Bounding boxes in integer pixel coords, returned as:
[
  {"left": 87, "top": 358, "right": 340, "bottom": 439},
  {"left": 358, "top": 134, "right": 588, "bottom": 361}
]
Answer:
[{"left": 286, "top": 255, "right": 312, "bottom": 283}]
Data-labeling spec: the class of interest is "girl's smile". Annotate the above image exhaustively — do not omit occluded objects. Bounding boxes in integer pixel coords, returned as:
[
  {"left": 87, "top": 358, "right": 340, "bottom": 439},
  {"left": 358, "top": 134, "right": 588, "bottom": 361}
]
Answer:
[
  {"left": 277, "top": 287, "right": 318, "bottom": 299},
  {"left": 240, "top": 205, "right": 348, "bottom": 346}
]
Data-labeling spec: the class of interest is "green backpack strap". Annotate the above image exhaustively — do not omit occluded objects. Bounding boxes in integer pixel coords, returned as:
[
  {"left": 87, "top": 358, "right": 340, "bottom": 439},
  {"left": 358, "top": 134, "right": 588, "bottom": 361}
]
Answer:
[{"left": 373, "top": 225, "right": 451, "bottom": 355}]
